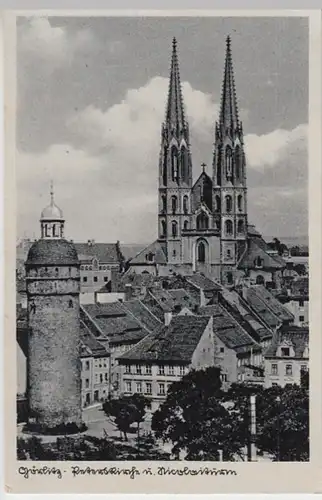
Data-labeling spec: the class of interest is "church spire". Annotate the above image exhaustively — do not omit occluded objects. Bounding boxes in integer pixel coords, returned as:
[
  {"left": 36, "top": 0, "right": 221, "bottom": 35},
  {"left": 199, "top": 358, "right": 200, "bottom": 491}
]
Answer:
[
  {"left": 165, "top": 37, "right": 186, "bottom": 132},
  {"left": 219, "top": 35, "right": 239, "bottom": 132}
]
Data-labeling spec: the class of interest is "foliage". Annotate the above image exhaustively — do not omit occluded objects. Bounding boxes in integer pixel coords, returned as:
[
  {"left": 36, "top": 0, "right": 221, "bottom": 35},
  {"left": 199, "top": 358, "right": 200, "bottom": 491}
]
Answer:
[
  {"left": 24, "top": 421, "right": 87, "bottom": 435},
  {"left": 151, "top": 367, "right": 244, "bottom": 460},
  {"left": 267, "top": 237, "right": 288, "bottom": 256},
  {"left": 301, "top": 369, "right": 309, "bottom": 390},
  {"left": 293, "top": 263, "right": 307, "bottom": 276},
  {"left": 103, "top": 394, "right": 151, "bottom": 441}
]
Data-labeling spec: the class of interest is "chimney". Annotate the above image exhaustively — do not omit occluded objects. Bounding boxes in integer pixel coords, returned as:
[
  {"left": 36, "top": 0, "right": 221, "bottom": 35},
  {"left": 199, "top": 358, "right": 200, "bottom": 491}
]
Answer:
[
  {"left": 125, "top": 284, "right": 133, "bottom": 301},
  {"left": 164, "top": 311, "right": 172, "bottom": 326}
]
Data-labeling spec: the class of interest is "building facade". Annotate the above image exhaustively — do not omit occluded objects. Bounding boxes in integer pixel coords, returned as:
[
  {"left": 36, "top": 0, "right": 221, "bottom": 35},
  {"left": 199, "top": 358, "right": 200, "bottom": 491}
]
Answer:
[{"left": 25, "top": 185, "right": 82, "bottom": 430}]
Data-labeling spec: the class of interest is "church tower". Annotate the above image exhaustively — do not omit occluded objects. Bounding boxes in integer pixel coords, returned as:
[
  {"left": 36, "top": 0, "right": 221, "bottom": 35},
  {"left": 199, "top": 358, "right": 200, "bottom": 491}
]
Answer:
[
  {"left": 25, "top": 183, "right": 82, "bottom": 432},
  {"left": 158, "top": 37, "right": 193, "bottom": 265},
  {"left": 212, "top": 36, "right": 248, "bottom": 286}
]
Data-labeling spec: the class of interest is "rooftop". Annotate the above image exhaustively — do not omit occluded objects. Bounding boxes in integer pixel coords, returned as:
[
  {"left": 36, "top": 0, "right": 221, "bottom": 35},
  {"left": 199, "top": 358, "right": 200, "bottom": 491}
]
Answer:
[
  {"left": 128, "top": 240, "right": 167, "bottom": 265},
  {"left": 80, "top": 321, "right": 109, "bottom": 358},
  {"left": 265, "top": 325, "right": 309, "bottom": 359},
  {"left": 238, "top": 237, "right": 286, "bottom": 270},
  {"left": 74, "top": 242, "right": 122, "bottom": 264}
]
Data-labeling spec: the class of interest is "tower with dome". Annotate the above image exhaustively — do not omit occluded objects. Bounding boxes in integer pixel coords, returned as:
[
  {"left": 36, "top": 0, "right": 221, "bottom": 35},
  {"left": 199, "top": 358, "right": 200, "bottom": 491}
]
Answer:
[{"left": 25, "top": 183, "right": 82, "bottom": 431}]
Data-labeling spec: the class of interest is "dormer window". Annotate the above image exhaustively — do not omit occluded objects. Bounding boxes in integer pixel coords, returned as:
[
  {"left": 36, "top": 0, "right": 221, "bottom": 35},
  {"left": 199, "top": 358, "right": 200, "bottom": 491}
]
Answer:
[
  {"left": 146, "top": 252, "right": 154, "bottom": 263},
  {"left": 255, "top": 256, "right": 263, "bottom": 268},
  {"left": 281, "top": 347, "right": 290, "bottom": 357}
]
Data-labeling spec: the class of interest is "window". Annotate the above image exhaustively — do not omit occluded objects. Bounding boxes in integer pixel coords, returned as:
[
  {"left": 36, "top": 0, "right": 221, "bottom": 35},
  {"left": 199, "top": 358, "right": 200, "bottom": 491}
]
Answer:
[
  {"left": 237, "top": 219, "right": 244, "bottom": 233},
  {"left": 85, "top": 379, "right": 89, "bottom": 389},
  {"left": 158, "top": 365, "right": 165, "bottom": 375},
  {"left": 125, "top": 365, "right": 131, "bottom": 374},
  {"left": 169, "top": 366, "right": 174, "bottom": 375},
  {"left": 171, "top": 196, "right": 177, "bottom": 214},
  {"left": 301, "top": 365, "right": 308, "bottom": 372},
  {"left": 171, "top": 146, "right": 178, "bottom": 181},
  {"left": 215, "top": 195, "right": 221, "bottom": 212},
  {"left": 271, "top": 363, "right": 278, "bottom": 375},
  {"left": 183, "top": 195, "right": 188, "bottom": 214},
  {"left": 136, "top": 382, "right": 142, "bottom": 393},
  {"left": 126, "top": 381, "right": 132, "bottom": 393},
  {"left": 285, "top": 364, "right": 293, "bottom": 376},
  {"left": 179, "top": 366, "right": 185, "bottom": 376},
  {"left": 225, "top": 195, "right": 232, "bottom": 213},
  {"left": 104, "top": 277, "right": 108, "bottom": 282},
  {"left": 281, "top": 347, "right": 290, "bottom": 357},
  {"left": 158, "top": 383, "right": 165, "bottom": 395},
  {"left": 183, "top": 220, "right": 189, "bottom": 230},
  {"left": 136, "top": 365, "right": 142, "bottom": 375},
  {"left": 299, "top": 315, "right": 305, "bottom": 322},
  {"left": 220, "top": 347, "right": 225, "bottom": 353},
  {"left": 180, "top": 146, "right": 187, "bottom": 182},
  {"left": 171, "top": 221, "right": 178, "bottom": 238},
  {"left": 255, "top": 257, "right": 263, "bottom": 268},
  {"left": 94, "top": 276, "right": 98, "bottom": 282},
  {"left": 161, "top": 195, "right": 167, "bottom": 213},
  {"left": 256, "top": 275, "right": 265, "bottom": 285},
  {"left": 221, "top": 374, "right": 228, "bottom": 382},
  {"left": 225, "top": 146, "right": 233, "bottom": 177},
  {"left": 226, "top": 272, "right": 233, "bottom": 285},
  {"left": 235, "top": 146, "right": 242, "bottom": 180},
  {"left": 85, "top": 360, "right": 90, "bottom": 370},
  {"left": 299, "top": 300, "right": 304, "bottom": 307},
  {"left": 161, "top": 220, "right": 167, "bottom": 237},
  {"left": 226, "top": 249, "right": 231, "bottom": 259},
  {"left": 68, "top": 299, "right": 73, "bottom": 308},
  {"left": 237, "top": 194, "right": 243, "bottom": 211},
  {"left": 145, "top": 382, "right": 152, "bottom": 395},
  {"left": 100, "top": 374, "right": 103, "bottom": 383},
  {"left": 196, "top": 212, "right": 209, "bottom": 230},
  {"left": 172, "top": 249, "right": 176, "bottom": 257},
  {"left": 83, "top": 276, "right": 88, "bottom": 283},
  {"left": 105, "top": 373, "right": 108, "bottom": 381},
  {"left": 145, "top": 365, "right": 152, "bottom": 375},
  {"left": 225, "top": 220, "right": 233, "bottom": 236}
]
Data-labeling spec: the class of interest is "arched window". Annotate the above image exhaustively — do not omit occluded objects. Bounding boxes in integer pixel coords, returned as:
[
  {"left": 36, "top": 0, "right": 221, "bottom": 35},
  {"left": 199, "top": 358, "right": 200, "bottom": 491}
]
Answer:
[
  {"left": 183, "top": 195, "right": 188, "bottom": 214},
  {"left": 180, "top": 146, "right": 187, "bottom": 182},
  {"left": 171, "top": 146, "right": 178, "bottom": 181},
  {"left": 172, "top": 249, "right": 176, "bottom": 257},
  {"left": 197, "top": 241, "right": 206, "bottom": 263},
  {"left": 226, "top": 272, "right": 233, "bottom": 285},
  {"left": 256, "top": 275, "right": 265, "bottom": 285},
  {"left": 215, "top": 195, "right": 221, "bottom": 212},
  {"left": 225, "top": 195, "right": 232, "bottom": 213},
  {"left": 235, "top": 145, "right": 242, "bottom": 180},
  {"left": 161, "top": 220, "right": 167, "bottom": 237},
  {"left": 197, "top": 212, "right": 209, "bottom": 230},
  {"left": 225, "top": 220, "right": 233, "bottom": 236},
  {"left": 161, "top": 195, "right": 166, "bottom": 213},
  {"left": 225, "top": 146, "right": 233, "bottom": 178},
  {"left": 237, "top": 219, "right": 244, "bottom": 233},
  {"left": 69, "top": 299, "right": 73, "bottom": 308},
  {"left": 162, "top": 146, "right": 168, "bottom": 186},
  {"left": 237, "top": 194, "right": 243, "bottom": 211},
  {"left": 172, "top": 221, "right": 178, "bottom": 238},
  {"left": 171, "top": 195, "right": 177, "bottom": 214},
  {"left": 53, "top": 224, "right": 57, "bottom": 237},
  {"left": 183, "top": 220, "right": 189, "bottom": 231},
  {"left": 54, "top": 267, "right": 59, "bottom": 277},
  {"left": 215, "top": 219, "right": 221, "bottom": 231},
  {"left": 226, "top": 249, "right": 232, "bottom": 259}
]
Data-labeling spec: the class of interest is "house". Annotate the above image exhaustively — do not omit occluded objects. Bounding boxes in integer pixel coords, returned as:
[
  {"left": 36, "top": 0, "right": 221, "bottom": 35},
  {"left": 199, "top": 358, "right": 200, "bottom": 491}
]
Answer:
[
  {"left": 282, "top": 277, "right": 309, "bottom": 327},
  {"left": 199, "top": 304, "right": 263, "bottom": 389},
  {"left": 117, "top": 315, "right": 214, "bottom": 412},
  {"left": 142, "top": 286, "right": 199, "bottom": 324},
  {"left": 264, "top": 325, "right": 309, "bottom": 388}
]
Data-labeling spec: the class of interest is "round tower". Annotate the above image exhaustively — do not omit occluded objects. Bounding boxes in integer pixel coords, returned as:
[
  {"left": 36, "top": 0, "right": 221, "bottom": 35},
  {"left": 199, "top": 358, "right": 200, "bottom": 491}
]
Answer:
[{"left": 25, "top": 183, "right": 82, "bottom": 431}]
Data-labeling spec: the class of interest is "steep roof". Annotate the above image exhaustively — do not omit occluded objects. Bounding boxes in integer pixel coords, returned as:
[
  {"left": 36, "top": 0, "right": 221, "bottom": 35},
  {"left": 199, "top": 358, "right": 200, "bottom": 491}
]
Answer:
[
  {"left": 265, "top": 325, "right": 309, "bottom": 359},
  {"left": 129, "top": 240, "right": 167, "bottom": 265},
  {"left": 80, "top": 321, "right": 109, "bottom": 358},
  {"left": 121, "top": 299, "right": 162, "bottom": 333},
  {"left": 219, "top": 35, "right": 239, "bottom": 131},
  {"left": 243, "top": 286, "right": 294, "bottom": 329},
  {"left": 118, "top": 316, "right": 211, "bottom": 363},
  {"left": 199, "top": 304, "right": 260, "bottom": 354},
  {"left": 120, "top": 244, "right": 148, "bottom": 262},
  {"left": 238, "top": 237, "right": 286, "bottom": 270},
  {"left": 186, "top": 274, "right": 222, "bottom": 292},
  {"left": 74, "top": 242, "right": 121, "bottom": 264}
]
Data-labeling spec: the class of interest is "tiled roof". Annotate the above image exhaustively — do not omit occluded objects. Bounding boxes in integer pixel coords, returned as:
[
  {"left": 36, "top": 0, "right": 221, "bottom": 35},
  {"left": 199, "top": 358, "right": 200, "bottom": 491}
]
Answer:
[
  {"left": 238, "top": 237, "right": 286, "bottom": 270},
  {"left": 147, "top": 288, "right": 176, "bottom": 312},
  {"left": 247, "top": 224, "right": 262, "bottom": 237},
  {"left": 129, "top": 240, "right": 167, "bottom": 265},
  {"left": 199, "top": 305, "right": 259, "bottom": 353},
  {"left": 168, "top": 289, "right": 199, "bottom": 309},
  {"left": 243, "top": 288, "right": 281, "bottom": 329},
  {"left": 185, "top": 274, "right": 222, "bottom": 292},
  {"left": 248, "top": 286, "right": 294, "bottom": 323},
  {"left": 121, "top": 299, "right": 162, "bottom": 333},
  {"left": 80, "top": 321, "right": 109, "bottom": 358},
  {"left": 120, "top": 244, "right": 148, "bottom": 262},
  {"left": 74, "top": 242, "right": 121, "bottom": 264},
  {"left": 118, "top": 316, "right": 211, "bottom": 363},
  {"left": 265, "top": 325, "right": 309, "bottom": 359}
]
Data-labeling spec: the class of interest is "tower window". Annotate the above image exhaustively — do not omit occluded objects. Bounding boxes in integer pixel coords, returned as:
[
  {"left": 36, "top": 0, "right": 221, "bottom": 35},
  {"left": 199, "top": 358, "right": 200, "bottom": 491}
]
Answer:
[
  {"left": 235, "top": 145, "right": 242, "bottom": 180},
  {"left": 183, "top": 195, "right": 188, "bottom": 214},
  {"left": 171, "top": 221, "right": 178, "bottom": 238},
  {"left": 196, "top": 212, "right": 209, "bottom": 230},
  {"left": 171, "top": 146, "right": 178, "bottom": 181},
  {"left": 183, "top": 220, "right": 189, "bottom": 231},
  {"left": 226, "top": 272, "right": 233, "bottom": 285},
  {"left": 161, "top": 220, "right": 167, "bottom": 237},
  {"left": 54, "top": 267, "right": 59, "bottom": 277},
  {"left": 237, "top": 194, "right": 243, "bottom": 211},
  {"left": 69, "top": 299, "right": 73, "bottom": 308},
  {"left": 225, "top": 220, "right": 233, "bottom": 236},
  {"left": 226, "top": 249, "right": 232, "bottom": 259},
  {"left": 45, "top": 224, "right": 50, "bottom": 238},
  {"left": 225, "top": 195, "right": 232, "bottom": 213},
  {"left": 215, "top": 195, "right": 221, "bottom": 212},
  {"left": 180, "top": 146, "right": 187, "bottom": 183},
  {"left": 237, "top": 219, "right": 244, "bottom": 233},
  {"left": 53, "top": 224, "right": 57, "bottom": 237},
  {"left": 161, "top": 195, "right": 167, "bottom": 213},
  {"left": 225, "top": 146, "right": 233, "bottom": 178},
  {"left": 172, "top": 249, "right": 176, "bottom": 257},
  {"left": 171, "top": 195, "right": 177, "bottom": 214},
  {"left": 197, "top": 241, "right": 206, "bottom": 263}
]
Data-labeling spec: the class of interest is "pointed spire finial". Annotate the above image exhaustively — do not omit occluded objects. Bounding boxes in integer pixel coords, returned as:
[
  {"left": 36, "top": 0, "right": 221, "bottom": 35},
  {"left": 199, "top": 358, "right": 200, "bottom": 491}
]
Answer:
[
  {"left": 50, "top": 179, "right": 54, "bottom": 205},
  {"left": 219, "top": 35, "right": 239, "bottom": 132},
  {"left": 165, "top": 37, "right": 186, "bottom": 131}
]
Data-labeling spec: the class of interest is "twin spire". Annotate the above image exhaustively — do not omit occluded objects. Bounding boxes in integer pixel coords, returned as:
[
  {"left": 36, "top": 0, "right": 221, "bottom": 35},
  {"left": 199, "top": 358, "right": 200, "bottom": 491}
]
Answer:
[{"left": 165, "top": 35, "right": 240, "bottom": 135}]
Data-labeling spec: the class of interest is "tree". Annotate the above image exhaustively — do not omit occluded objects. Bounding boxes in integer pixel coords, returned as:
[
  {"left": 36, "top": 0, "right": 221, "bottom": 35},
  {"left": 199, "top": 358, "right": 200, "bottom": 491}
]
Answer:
[
  {"left": 267, "top": 238, "right": 288, "bottom": 256},
  {"left": 102, "top": 394, "right": 150, "bottom": 442},
  {"left": 151, "top": 367, "right": 245, "bottom": 460},
  {"left": 294, "top": 263, "right": 307, "bottom": 276},
  {"left": 301, "top": 369, "right": 309, "bottom": 391}
]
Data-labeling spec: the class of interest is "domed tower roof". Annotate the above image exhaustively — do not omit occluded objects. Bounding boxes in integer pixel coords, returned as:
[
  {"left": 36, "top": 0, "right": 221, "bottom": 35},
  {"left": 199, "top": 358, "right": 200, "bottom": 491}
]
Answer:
[
  {"left": 40, "top": 181, "right": 64, "bottom": 221},
  {"left": 26, "top": 238, "right": 79, "bottom": 266}
]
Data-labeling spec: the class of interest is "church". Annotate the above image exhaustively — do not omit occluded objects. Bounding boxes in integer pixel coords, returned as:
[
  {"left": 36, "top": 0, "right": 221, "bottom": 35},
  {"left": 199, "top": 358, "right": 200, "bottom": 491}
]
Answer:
[{"left": 127, "top": 36, "right": 286, "bottom": 288}]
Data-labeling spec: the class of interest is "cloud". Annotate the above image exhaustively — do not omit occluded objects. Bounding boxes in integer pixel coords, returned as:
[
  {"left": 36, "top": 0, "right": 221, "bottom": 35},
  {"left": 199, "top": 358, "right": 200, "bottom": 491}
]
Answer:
[
  {"left": 18, "top": 16, "right": 93, "bottom": 68},
  {"left": 17, "top": 76, "right": 308, "bottom": 242}
]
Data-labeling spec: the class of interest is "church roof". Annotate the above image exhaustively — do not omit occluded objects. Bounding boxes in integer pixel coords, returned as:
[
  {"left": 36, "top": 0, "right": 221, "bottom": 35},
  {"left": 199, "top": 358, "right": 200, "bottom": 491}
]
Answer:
[
  {"left": 118, "top": 316, "right": 211, "bottom": 364},
  {"left": 26, "top": 238, "right": 79, "bottom": 266},
  {"left": 238, "top": 237, "right": 286, "bottom": 270},
  {"left": 74, "top": 242, "right": 121, "bottom": 264},
  {"left": 128, "top": 240, "right": 167, "bottom": 265}
]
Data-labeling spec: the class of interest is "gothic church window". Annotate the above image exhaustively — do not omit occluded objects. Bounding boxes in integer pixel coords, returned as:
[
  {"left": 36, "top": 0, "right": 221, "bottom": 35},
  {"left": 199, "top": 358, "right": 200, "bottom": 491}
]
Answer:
[
  {"left": 171, "top": 196, "right": 177, "bottom": 214},
  {"left": 237, "top": 219, "right": 244, "bottom": 233},
  {"left": 197, "top": 212, "right": 209, "bottom": 230},
  {"left": 171, "top": 146, "right": 178, "bottom": 181},
  {"left": 180, "top": 146, "right": 187, "bottom": 183},
  {"left": 161, "top": 195, "right": 166, "bottom": 213},
  {"left": 161, "top": 220, "right": 167, "bottom": 237},
  {"left": 197, "top": 241, "right": 206, "bottom": 263},
  {"left": 237, "top": 194, "right": 243, "bottom": 211},
  {"left": 225, "top": 220, "right": 233, "bottom": 236},
  {"left": 225, "top": 195, "right": 232, "bottom": 213},
  {"left": 183, "top": 195, "right": 188, "bottom": 214},
  {"left": 225, "top": 146, "right": 233, "bottom": 178},
  {"left": 215, "top": 195, "right": 221, "bottom": 212},
  {"left": 171, "top": 221, "right": 178, "bottom": 238},
  {"left": 235, "top": 145, "right": 242, "bottom": 180},
  {"left": 183, "top": 220, "right": 189, "bottom": 230}
]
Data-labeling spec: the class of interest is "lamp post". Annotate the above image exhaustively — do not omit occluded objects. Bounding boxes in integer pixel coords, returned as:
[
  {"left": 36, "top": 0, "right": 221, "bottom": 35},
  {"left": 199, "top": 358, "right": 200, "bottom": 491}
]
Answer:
[{"left": 276, "top": 395, "right": 281, "bottom": 461}]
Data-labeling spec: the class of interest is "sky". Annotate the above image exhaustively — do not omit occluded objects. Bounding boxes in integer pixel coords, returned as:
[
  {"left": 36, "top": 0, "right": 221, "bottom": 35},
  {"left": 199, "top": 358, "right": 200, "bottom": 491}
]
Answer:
[{"left": 16, "top": 15, "right": 308, "bottom": 244}]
